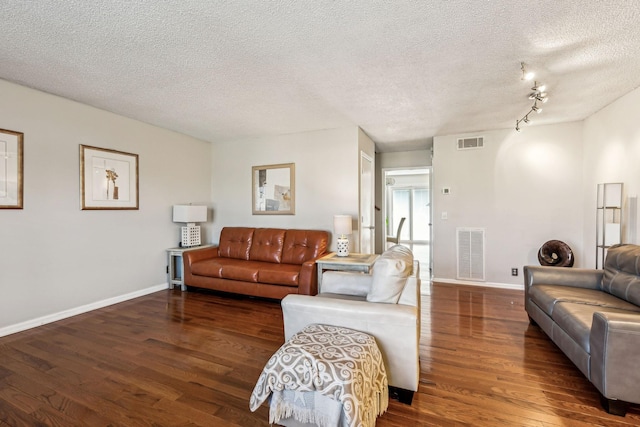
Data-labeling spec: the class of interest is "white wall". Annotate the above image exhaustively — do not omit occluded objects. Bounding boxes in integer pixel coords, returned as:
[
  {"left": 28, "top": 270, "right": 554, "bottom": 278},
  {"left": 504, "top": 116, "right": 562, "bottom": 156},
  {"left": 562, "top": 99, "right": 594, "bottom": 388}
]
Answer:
[
  {"left": 0, "top": 80, "right": 212, "bottom": 334},
  {"left": 378, "top": 149, "right": 432, "bottom": 169},
  {"left": 432, "top": 123, "right": 584, "bottom": 287},
  {"left": 210, "top": 127, "right": 361, "bottom": 252},
  {"left": 582, "top": 86, "right": 640, "bottom": 266}
]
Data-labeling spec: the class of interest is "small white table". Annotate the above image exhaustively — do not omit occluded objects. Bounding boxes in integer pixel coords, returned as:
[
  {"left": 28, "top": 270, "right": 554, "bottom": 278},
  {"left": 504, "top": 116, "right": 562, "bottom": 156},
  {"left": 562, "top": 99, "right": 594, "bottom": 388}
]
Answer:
[
  {"left": 167, "top": 245, "right": 213, "bottom": 291},
  {"left": 316, "top": 252, "right": 378, "bottom": 290}
]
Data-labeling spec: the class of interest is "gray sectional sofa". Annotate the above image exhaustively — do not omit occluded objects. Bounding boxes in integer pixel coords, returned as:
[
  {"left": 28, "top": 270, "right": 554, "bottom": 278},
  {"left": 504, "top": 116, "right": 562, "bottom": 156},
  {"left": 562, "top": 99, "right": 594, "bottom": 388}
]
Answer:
[{"left": 524, "top": 244, "right": 640, "bottom": 416}]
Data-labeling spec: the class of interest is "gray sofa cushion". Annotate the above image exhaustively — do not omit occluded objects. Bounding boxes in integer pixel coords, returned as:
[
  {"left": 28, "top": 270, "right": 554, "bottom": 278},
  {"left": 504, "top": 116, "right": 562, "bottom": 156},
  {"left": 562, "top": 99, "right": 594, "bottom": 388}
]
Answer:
[
  {"left": 603, "top": 244, "right": 640, "bottom": 306},
  {"left": 552, "top": 302, "right": 639, "bottom": 353},
  {"left": 529, "top": 284, "right": 640, "bottom": 317}
]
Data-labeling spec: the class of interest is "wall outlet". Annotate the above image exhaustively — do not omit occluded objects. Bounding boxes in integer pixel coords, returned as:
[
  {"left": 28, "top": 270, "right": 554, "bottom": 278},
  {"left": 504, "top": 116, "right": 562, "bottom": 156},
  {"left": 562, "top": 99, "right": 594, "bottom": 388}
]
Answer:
[{"left": 511, "top": 268, "right": 518, "bottom": 276}]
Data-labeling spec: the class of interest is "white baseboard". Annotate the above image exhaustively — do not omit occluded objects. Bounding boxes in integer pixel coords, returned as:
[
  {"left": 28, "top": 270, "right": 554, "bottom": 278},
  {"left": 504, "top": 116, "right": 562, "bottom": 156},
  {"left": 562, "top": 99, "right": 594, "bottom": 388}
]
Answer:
[
  {"left": 431, "top": 277, "right": 523, "bottom": 290},
  {"left": 0, "top": 283, "right": 169, "bottom": 338}
]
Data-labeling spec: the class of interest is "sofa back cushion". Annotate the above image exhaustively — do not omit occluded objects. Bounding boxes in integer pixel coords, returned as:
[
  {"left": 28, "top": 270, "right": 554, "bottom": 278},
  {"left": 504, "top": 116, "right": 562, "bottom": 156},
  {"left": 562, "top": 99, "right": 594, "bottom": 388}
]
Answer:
[
  {"left": 218, "top": 227, "right": 254, "bottom": 260},
  {"left": 249, "top": 228, "right": 286, "bottom": 263},
  {"left": 367, "top": 245, "right": 414, "bottom": 304},
  {"left": 281, "top": 230, "right": 329, "bottom": 265},
  {"left": 603, "top": 244, "right": 640, "bottom": 306}
]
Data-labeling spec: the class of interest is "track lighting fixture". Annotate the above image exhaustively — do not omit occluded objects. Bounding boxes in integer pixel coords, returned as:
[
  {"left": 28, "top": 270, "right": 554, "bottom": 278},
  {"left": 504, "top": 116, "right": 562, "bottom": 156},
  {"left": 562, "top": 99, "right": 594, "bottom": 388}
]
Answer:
[{"left": 516, "top": 65, "right": 549, "bottom": 131}]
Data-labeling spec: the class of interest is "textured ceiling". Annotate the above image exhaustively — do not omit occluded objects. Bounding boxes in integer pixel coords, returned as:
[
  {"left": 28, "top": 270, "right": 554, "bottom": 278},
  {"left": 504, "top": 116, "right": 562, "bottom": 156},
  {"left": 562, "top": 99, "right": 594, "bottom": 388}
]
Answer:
[{"left": 2, "top": 1, "right": 640, "bottom": 152}]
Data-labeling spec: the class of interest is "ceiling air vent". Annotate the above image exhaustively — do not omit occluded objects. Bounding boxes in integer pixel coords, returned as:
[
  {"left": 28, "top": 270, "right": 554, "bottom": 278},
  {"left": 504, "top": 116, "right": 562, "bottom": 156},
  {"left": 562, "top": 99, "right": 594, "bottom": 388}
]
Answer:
[{"left": 457, "top": 136, "right": 484, "bottom": 150}]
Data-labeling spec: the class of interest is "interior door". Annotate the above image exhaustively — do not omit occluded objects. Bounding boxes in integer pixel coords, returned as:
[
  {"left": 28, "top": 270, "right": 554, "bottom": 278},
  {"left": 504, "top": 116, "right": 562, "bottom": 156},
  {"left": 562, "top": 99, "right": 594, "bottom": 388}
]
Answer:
[{"left": 360, "top": 152, "right": 374, "bottom": 253}]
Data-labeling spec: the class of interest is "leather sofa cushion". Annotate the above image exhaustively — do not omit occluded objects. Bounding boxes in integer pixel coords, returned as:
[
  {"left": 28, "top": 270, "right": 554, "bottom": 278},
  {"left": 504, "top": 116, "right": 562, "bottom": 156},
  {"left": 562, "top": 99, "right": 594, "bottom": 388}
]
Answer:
[
  {"left": 281, "top": 230, "right": 329, "bottom": 265},
  {"left": 552, "top": 302, "right": 639, "bottom": 354},
  {"left": 258, "top": 263, "right": 301, "bottom": 287},
  {"left": 528, "top": 284, "right": 640, "bottom": 317},
  {"left": 249, "top": 228, "right": 285, "bottom": 263},
  {"left": 191, "top": 258, "right": 259, "bottom": 282},
  {"left": 603, "top": 244, "right": 640, "bottom": 306},
  {"left": 191, "top": 258, "right": 300, "bottom": 286},
  {"left": 220, "top": 260, "right": 261, "bottom": 282},
  {"left": 219, "top": 227, "right": 254, "bottom": 260},
  {"left": 367, "top": 245, "right": 413, "bottom": 304},
  {"left": 191, "top": 259, "right": 224, "bottom": 277}
]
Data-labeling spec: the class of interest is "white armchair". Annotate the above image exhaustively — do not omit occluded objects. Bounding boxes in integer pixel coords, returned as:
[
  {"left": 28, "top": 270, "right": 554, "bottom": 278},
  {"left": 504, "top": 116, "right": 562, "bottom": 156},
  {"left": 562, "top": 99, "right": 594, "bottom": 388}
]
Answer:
[{"left": 281, "top": 246, "right": 421, "bottom": 404}]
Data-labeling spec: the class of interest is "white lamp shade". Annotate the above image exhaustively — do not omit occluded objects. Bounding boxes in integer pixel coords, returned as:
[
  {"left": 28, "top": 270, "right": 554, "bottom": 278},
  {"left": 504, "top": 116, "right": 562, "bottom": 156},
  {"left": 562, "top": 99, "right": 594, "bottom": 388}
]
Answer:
[
  {"left": 333, "top": 215, "right": 353, "bottom": 236},
  {"left": 173, "top": 205, "right": 207, "bottom": 223}
]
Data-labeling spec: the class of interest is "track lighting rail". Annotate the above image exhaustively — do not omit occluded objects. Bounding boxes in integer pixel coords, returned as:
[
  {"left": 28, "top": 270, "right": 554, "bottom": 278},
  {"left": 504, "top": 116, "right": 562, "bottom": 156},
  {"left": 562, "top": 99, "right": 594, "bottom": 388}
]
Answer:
[{"left": 516, "top": 63, "right": 549, "bottom": 131}]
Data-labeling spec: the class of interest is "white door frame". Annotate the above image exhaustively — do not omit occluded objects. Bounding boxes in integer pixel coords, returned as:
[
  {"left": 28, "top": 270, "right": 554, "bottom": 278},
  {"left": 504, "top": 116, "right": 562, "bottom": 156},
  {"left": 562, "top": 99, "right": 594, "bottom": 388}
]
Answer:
[{"left": 360, "top": 151, "right": 374, "bottom": 253}]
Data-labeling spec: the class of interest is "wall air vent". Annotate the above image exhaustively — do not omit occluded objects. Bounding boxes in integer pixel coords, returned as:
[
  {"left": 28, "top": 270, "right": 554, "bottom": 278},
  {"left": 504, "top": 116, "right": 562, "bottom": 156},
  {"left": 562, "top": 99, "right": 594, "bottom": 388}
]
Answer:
[
  {"left": 456, "top": 227, "right": 485, "bottom": 281},
  {"left": 457, "top": 136, "right": 484, "bottom": 150}
]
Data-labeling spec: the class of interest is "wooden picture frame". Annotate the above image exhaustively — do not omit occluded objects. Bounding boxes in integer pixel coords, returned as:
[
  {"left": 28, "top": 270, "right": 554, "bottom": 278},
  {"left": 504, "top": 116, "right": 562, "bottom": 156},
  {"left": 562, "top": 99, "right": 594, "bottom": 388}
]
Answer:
[
  {"left": 252, "top": 163, "right": 295, "bottom": 215},
  {"left": 0, "top": 128, "right": 24, "bottom": 209},
  {"left": 80, "top": 145, "right": 139, "bottom": 210}
]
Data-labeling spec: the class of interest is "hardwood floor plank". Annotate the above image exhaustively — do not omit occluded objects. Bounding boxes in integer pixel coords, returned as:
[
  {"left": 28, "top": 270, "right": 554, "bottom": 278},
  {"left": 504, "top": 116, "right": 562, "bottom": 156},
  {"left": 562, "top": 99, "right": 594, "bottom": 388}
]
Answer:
[{"left": 0, "top": 284, "right": 639, "bottom": 425}]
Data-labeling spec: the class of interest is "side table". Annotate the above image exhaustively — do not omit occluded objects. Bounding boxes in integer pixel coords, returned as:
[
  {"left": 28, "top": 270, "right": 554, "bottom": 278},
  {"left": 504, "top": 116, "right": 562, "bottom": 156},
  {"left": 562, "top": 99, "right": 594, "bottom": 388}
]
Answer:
[
  {"left": 316, "top": 252, "right": 378, "bottom": 291},
  {"left": 167, "top": 245, "right": 213, "bottom": 291}
]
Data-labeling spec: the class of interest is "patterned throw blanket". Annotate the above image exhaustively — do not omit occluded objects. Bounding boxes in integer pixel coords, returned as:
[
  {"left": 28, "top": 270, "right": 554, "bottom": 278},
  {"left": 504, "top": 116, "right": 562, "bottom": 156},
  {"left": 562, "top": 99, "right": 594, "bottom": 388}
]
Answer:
[{"left": 250, "top": 324, "right": 389, "bottom": 427}]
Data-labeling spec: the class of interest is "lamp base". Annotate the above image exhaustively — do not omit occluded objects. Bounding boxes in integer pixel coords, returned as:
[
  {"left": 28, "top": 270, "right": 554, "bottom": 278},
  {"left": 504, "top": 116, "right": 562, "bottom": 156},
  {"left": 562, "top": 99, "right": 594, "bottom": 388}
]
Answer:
[
  {"left": 336, "top": 236, "right": 350, "bottom": 257},
  {"left": 181, "top": 225, "right": 202, "bottom": 247}
]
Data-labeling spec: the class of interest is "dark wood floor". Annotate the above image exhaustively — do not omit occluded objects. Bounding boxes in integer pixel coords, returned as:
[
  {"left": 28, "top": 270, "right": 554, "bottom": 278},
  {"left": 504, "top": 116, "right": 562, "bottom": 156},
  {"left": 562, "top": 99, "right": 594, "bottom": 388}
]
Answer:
[{"left": 0, "top": 283, "right": 638, "bottom": 426}]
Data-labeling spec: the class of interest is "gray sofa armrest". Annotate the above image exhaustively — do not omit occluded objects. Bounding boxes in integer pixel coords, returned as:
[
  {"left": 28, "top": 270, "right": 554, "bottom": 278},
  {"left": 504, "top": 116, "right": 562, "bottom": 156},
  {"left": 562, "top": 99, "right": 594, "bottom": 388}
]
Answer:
[
  {"left": 524, "top": 266, "right": 603, "bottom": 290},
  {"left": 281, "top": 294, "right": 419, "bottom": 391},
  {"left": 590, "top": 311, "right": 640, "bottom": 403}
]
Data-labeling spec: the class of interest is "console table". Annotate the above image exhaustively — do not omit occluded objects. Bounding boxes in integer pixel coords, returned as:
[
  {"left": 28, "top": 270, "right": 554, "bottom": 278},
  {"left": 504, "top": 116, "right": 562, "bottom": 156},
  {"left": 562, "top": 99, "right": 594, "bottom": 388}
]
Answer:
[{"left": 316, "top": 252, "right": 378, "bottom": 291}]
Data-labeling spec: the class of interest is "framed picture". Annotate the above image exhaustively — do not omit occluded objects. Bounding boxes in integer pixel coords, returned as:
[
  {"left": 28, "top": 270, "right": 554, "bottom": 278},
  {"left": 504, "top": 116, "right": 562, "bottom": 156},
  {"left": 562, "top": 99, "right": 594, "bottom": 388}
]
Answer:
[
  {"left": 80, "top": 145, "right": 139, "bottom": 210},
  {"left": 252, "top": 163, "right": 295, "bottom": 215},
  {"left": 0, "top": 128, "right": 24, "bottom": 209}
]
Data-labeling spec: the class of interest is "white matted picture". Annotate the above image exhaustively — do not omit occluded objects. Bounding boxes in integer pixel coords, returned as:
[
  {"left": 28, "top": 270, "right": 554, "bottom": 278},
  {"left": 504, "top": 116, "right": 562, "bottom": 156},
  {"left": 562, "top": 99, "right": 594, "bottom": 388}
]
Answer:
[
  {"left": 80, "top": 145, "right": 139, "bottom": 210},
  {"left": 252, "top": 163, "right": 295, "bottom": 215},
  {"left": 0, "top": 128, "right": 24, "bottom": 209}
]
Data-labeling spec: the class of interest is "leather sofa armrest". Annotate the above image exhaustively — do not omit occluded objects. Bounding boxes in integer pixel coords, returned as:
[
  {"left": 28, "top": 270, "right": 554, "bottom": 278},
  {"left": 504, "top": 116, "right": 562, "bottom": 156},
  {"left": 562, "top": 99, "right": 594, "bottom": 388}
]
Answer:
[
  {"left": 183, "top": 247, "right": 219, "bottom": 285},
  {"left": 297, "top": 260, "right": 318, "bottom": 295},
  {"left": 590, "top": 311, "right": 640, "bottom": 402},
  {"left": 183, "top": 246, "right": 219, "bottom": 267},
  {"left": 524, "top": 266, "right": 603, "bottom": 290}
]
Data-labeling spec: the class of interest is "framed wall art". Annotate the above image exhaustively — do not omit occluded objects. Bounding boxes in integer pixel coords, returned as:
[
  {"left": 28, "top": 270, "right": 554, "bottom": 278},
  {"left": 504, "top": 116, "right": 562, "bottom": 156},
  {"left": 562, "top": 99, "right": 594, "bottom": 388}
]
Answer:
[
  {"left": 252, "top": 163, "right": 295, "bottom": 215},
  {"left": 0, "top": 128, "right": 24, "bottom": 209},
  {"left": 80, "top": 145, "right": 139, "bottom": 210}
]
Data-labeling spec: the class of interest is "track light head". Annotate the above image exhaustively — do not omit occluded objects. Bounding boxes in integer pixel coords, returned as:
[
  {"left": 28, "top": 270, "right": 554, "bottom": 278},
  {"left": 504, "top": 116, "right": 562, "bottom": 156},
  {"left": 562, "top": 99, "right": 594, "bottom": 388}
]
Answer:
[
  {"left": 521, "top": 62, "right": 535, "bottom": 81},
  {"left": 523, "top": 115, "right": 530, "bottom": 124},
  {"left": 532, "top": 103, "right": 542, "bottom": 114},
  {"left": 531, "top": 81, "right": 546, "bottom": 92},
  {"left": 515, "top": 120, "right": 521, "bottom": 132}
]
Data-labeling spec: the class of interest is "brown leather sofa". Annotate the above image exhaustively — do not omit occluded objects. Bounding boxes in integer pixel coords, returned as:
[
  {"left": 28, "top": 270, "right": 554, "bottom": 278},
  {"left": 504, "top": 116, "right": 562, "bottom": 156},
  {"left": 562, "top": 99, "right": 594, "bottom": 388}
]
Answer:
[{"left": 183, "top": 227, "right": 329, "bottom": 299}]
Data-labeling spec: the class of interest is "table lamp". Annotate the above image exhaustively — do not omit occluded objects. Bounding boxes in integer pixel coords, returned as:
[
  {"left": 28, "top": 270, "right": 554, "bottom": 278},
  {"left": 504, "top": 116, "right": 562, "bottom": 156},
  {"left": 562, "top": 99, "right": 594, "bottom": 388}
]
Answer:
[
  {"left": 333, "top": 215, "right": 352, "bottom": 257},
  {"left": 173, "top": 205, "right": 207, "bottom": 247}
]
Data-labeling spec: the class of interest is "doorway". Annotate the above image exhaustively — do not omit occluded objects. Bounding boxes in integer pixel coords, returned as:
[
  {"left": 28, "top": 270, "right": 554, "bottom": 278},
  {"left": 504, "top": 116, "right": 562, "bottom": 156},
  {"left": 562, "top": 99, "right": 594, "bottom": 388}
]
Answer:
[{"left": 384, "top": 168, "right": 431, "bottom": 281}]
